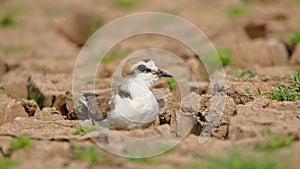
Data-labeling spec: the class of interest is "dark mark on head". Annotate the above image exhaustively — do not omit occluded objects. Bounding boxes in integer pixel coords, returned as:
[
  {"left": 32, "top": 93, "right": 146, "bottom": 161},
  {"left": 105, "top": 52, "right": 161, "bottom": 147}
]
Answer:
[
  {"left": 143, "top": 59, "right": 151, "bottom": 63},
  {"left": 136, "top": 64, "right": 151, "bottom": 73}
]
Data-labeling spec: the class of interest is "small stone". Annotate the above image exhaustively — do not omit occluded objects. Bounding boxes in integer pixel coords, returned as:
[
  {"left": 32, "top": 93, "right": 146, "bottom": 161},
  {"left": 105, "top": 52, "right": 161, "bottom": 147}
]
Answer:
[
  {"left": 0, "top": 94, "right": 28, "bottom": 125},
  {"left": 21, "top": 99, "right": 40, "bottom": 116},
  {"left": 181, "top": 92, "right": 201, "bottom": 114},
  {"left": 188, "top": 82, "right": 209, "bottom": 95},
  {"left": 174, "top": 92, "right": 199, "bottom": 137},
  {"left": 174, "top": 92, "right": 235, "bottom": 139},
  {"left": 34, "top": 107, "right": 64, "bottom": 121}
]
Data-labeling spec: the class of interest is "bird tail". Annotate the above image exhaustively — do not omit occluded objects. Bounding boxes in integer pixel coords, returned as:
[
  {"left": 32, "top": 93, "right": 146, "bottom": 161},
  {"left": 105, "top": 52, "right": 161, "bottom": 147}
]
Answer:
[
  {"left": 80, "top": 92, "right": 99, "bottom": 109},
  {"left": 80, "top": 92, "right": 107, "bottom": 124},
  {"left": 79, "top": 97, "right": 88, "bottom": 108},
  {"left": 74, "top": 93, "right": 98, "bottom": 120}
]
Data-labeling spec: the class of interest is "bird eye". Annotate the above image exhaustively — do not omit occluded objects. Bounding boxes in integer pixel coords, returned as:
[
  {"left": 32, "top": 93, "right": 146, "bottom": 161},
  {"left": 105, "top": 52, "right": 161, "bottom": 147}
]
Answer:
[{"left": 137, "top": 64, "right": 147, "bottom": 71}]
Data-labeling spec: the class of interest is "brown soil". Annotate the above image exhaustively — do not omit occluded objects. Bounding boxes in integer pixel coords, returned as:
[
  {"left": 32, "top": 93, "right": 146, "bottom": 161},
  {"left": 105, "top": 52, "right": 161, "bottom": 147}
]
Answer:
[{"left": 0, "top": 0, "right": 300, "bottom": 169}]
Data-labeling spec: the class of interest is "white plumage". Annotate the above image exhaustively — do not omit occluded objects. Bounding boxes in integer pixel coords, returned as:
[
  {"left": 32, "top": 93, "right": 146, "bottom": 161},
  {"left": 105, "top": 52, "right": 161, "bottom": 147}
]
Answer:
[{"left": 82, "top": 59, "right": 172, "bottom": 130}]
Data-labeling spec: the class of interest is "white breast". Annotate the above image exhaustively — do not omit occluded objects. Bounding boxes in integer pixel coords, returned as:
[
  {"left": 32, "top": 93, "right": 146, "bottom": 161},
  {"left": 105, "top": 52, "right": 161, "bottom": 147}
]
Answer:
[
  {"left": 105, "top": 74, "right": 160, "bottom": 129},
  {"left": 106, "top": 89, "right": 159, "bottom": 129}
]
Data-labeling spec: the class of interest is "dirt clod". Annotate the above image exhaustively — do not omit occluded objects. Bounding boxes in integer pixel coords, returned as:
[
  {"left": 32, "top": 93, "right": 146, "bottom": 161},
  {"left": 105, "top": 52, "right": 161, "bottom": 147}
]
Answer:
[
  {"left": 27, "top": 74, "right": 72, "bottom": 117},
  {"left": 244, "top": 21, "right": 267, "bottom": 39},
  {"left": 290, "top": 43, "right": 300, "bottom": 65},
  {"left": 35, "top": 107, "right": 65, "bottom": 121},
  {"left": 174, "top": 92, "right": 235, "bottom": 139},
  {"left": 53, "top": 10, "right": 102, "bottom": 46},
  {"left": 231, "top": 39, "right": 288, "bottom": 68},
  {"left": 153, "top": 89, "right": 178, "bottom": 125},
  {"left": 229, "top": 98, "right": 300, "bottom": 141},
  {"left": 21, "top": 99, "right": 40, "bottom": 116},
  {"left": 0, "top": 94, "right": 28, "bottom": 125}
]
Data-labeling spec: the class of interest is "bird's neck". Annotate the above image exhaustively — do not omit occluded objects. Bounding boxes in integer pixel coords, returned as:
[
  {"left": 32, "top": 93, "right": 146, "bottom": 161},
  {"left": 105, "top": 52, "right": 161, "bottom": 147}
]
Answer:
[{"left": 128, "top": 77, "right": 155, "bottom": 97}]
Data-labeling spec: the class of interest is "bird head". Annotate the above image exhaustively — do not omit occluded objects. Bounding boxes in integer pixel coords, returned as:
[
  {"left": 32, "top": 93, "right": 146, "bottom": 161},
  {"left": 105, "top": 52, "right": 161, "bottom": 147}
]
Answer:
[{"left": 130, "top": 59, "right": 172, "bottom": 84}]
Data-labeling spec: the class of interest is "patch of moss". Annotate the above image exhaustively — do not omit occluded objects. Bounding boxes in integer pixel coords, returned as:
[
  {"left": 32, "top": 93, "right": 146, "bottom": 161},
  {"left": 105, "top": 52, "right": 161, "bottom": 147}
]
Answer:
[
  {"left": 203, "top": 48, "right": 232, "bottom": 73},
  {"left": 0, "top": 5, "right": 25, "bottom": 27},
  {"left": 191, "top": 148, "right": 289, "bottom": 169},
  {"left": 72, "top": 146, "right": 106, "bottom": 164},
  {"left": 113, "top": 0, "right": 139, "bottom": 9},
  {"left": 73, "top": 125, "right": 101, "bottom": 135},
  {"left": 259, "top": 72, "right": 300, "bottom": 101},
  {"left": 0, "top": 157, "right": 18, "bottom": 169},
  {"left": 0, "top": 43, "right": 26, "bottom": 53},
  {"left": 10, "top": 136, "right": 33, "bottom": 151},
  {"left": 226, "top": 3, "right": 250, "bottom": 18},
  {"left": 255, "top": 134, "right": 295, "bottom": 152},
  {"left": 85, "top": 19, "right": 102, "bottom": 38}
]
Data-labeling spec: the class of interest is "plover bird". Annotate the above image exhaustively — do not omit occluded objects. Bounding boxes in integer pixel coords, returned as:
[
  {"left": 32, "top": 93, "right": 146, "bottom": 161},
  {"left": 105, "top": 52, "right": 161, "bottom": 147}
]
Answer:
[{"left": 81, "top": 59, "right": 172, "bottom": 130}]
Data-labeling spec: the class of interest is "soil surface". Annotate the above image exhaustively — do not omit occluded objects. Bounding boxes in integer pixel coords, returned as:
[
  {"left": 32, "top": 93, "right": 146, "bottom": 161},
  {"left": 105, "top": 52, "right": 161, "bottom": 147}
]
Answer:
[{"left": 0, "top": 0, "right": 300, "bottom": 169}]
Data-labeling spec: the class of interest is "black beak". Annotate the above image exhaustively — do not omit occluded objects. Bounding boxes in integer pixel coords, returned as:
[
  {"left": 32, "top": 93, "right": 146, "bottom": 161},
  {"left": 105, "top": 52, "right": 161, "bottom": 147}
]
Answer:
[{"left": 156, "top": 69, "right": 172, "bottom": 77}]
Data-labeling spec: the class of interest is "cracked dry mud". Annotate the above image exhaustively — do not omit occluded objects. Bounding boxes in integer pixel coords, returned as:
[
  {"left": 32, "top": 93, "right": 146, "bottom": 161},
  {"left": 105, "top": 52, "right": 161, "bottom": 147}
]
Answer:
[{"left": 1, "top": 0, "right": 300, "bottom": 169}]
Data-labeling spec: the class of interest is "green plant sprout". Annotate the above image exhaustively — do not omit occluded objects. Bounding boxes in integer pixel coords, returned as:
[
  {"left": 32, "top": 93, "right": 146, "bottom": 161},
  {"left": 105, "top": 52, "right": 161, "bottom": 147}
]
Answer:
[
  {"left": 290, "top": 71, "right": 300, "bottom": 82},
  {"left": 27, "top": 92, "right": 39, "bottom": 103},
  {"left": 102, "top": 50, "right": 127, "bottom": 64},
  {"left": 127, "top": 149, "right": 162, "bottom": 165},
  {"left": 74, "top": 100, "right": 85, "bottom": 113},
  {"left": 294, "top": 0, "right": 300, "bottom": 5},
  {"left": 113, "top": 0, "right": 139, "bottom": 9},
  {"left": 0, "top": 157, "right": 18, "bottom": 169},
  {"left": 0, "top": 43, "right": 26, "bottom": 53},
  {"left": 288, "top": 31, "right": 300, "bottom": 46},
  {"left": 162, "top": 9, "right": 178, "bottom": 15},
  {"left": 72, "top": 146, "right": 105, "bottom": 164},
  {"left": 0, "top": 86, "right": 6, "bottom": 94},
  {"left": 27, "top": 92, "right": 44, "bottom": 108},
  {"left": 73, "top": 125, "right": 101, "bottom": 135},
  {"left": 268, "top": 84, "right": 298, "bottom": 101},
  {"left": 255, "top": 134, "right": 294, "bottom": 152},
  {"left": 89, "top": 50, "right": 127, "bottom": 64},
  {"left": 203, "top": 48, "right": 232, "bottom": 73},
  {"left": 129, "top": 156, "right": 162, "bottom": 165},
  {"left": 218, "top": 48, "right": 232, "bottom": 66},
  {"left": 226, "top": 3, "right": 250, "bottom": 18},
  {"left": 194, "top": 148, "right": 288, "bottom": 169},
  {"left": 258, "top": 71, "right": 299, "bottom": 101},
  {"left": 0, "top": 5, "right": 25, "bottom": 27},
  {"left": 85, "top": 79, "right": 96, "bottom": 85},
  {"left": 229, "top": 68, "right": 256, "bottom": 78},
  {"left": 86, "top": 19, "right": 102, "bottom": 38},
  {"left": 246, "top": 86, "right": 252, "bottom": 94},
  {"left": 260, "top": 127, "right": 272, "bottom": 137},
  {"left": 259, "top": 71, "right": 299, "bottom": 101},
  {"left": 167, "top": 77, "right": 176, "bottom": 90},
  {"left": 10, "top": 136, "right": 33, "bottom": 151}
]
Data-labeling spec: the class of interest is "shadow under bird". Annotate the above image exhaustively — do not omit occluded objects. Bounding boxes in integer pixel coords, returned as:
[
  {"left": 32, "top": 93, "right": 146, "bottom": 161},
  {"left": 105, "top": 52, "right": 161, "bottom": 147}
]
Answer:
[{"left": 81, "top": 59, "right": 172, "bottom": 130}]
